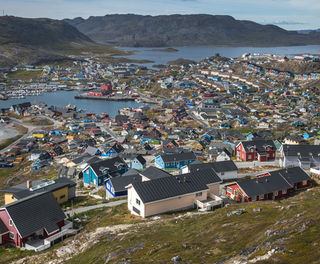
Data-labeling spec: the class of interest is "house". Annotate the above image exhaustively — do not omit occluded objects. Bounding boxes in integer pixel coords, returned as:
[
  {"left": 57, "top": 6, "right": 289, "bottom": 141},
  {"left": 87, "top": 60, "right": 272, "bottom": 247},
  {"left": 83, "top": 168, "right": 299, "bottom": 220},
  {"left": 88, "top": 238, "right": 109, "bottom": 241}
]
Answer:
[
  {"left": 130, "top": 154, "right": 146, "bottom": 170},
  {"left": 127, "top": 169, "right": 222, "bottom": 218},
  {"left": 57, "top": 166, "right": 77, "bottom": 179},
  {"left": 284, "top": 136, "right": 306, "bottom": 145},
  {"left": 139, "top": 166, "right": 172, "bottom": 181},
  {"left": 182, "top": 160, "right": 238, "bottom": 180},
  {"left": 154, "top": 151, "right": 196, "bottom": 169},
  {"left": 10, "top": 102, "right": 31, "bottom": 116},
  {"left": 102, "top": 143, "right": 124, "bottom": 158},
  {"left": 0, "top": 178, "right": 76, "bottom": 205},
  {"left": 235, "top": 140, "right": 276, "bottom": 162},
  {"left": 208, "top": 147, "right": 231, "bottom": 162},
  {"left": 32, "top": 130, "right": 47, "bottom": 139},
  {"left": 0, "top": 192, "right": 75, "bottom": 251},
  {"left": 106, "top": 172, "right": 142, "bottom": 199},
  {"left": 82, "top": 157, "right": 128, "bottom": 186},
  {"left": 279, "top": 144, "right": 320, "bottom": 168},
  {"left": 226, "top": 167, "right": 312, "bottom": 202}
]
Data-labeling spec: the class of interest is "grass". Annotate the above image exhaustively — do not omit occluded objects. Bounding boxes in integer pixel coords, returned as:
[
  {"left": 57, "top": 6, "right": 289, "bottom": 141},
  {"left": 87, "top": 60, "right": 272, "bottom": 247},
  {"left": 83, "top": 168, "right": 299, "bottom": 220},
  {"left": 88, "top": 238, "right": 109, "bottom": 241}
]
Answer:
[
  {"left": 62, "top": 187, "right": 320, "bottom": 264},
  {"left": 7, "top": 70, "right": 42, "bottom": 81},
  {"left": 0, "top": 246, "right": 35, "bottom": 264},
  {"left": 61, "top": 196, "right": 105, "bottom": 210}
]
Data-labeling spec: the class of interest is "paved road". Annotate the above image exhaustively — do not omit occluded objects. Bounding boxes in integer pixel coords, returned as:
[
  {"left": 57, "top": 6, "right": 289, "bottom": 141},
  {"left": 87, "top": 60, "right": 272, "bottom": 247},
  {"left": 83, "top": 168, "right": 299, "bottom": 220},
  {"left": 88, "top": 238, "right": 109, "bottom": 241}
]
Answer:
[
  {"left": 65, "top": 199, "right": 127, "bottom": 216},
  {"left": 186, "top": 108, "right": 209, "bottom": 128}
]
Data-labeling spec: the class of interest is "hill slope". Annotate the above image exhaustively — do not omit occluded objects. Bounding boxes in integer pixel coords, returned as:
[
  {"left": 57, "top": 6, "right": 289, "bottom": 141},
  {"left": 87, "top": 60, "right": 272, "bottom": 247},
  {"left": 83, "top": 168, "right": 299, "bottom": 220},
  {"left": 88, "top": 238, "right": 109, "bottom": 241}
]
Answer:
[
  {"left": 65, "top": 14, "right": 320, "bottom": 47},
  {"left": 0, "top": 16, "right": 91, "bottom": 47},
  {"left": 0, "top": 16, "right": 128, "bottom": 68}
]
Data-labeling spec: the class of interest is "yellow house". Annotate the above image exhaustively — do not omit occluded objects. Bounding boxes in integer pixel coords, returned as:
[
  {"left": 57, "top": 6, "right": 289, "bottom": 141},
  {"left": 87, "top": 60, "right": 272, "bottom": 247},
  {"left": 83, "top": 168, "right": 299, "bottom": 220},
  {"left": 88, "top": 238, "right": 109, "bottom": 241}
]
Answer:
[
  {"left": 32, "top": 131, "right": 47, "bottom": 138},
  {"left": 0, "top": 178, "right": 76, "bottom": 205},
  {"left": 127, "top": 169, "right": 222, "bottom": 218}
]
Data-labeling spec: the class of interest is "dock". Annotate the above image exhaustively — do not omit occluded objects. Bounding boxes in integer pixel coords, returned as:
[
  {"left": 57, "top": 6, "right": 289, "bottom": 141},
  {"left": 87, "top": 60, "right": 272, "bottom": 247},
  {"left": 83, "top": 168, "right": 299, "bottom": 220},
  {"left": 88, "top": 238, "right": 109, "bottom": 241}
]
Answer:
[{"left": 75, "top": 95, "right": 136, "bottom": 101}]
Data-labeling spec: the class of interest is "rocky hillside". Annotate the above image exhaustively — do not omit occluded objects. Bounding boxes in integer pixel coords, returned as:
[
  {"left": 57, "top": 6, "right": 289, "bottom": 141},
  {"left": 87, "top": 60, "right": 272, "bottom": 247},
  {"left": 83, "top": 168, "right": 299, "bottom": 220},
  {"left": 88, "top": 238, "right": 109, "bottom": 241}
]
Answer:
[
  {"left": 7, "top": 185, "right": 320, "bottom": 264},
  {"left": 0, "top": 16, "right": 91, "bottom": 47},
  {"left": 65, "top": 14, "right": 320, "bottom": 47},
  {"left": 0, "top": 16, "right": 129, "bottom": 68}
]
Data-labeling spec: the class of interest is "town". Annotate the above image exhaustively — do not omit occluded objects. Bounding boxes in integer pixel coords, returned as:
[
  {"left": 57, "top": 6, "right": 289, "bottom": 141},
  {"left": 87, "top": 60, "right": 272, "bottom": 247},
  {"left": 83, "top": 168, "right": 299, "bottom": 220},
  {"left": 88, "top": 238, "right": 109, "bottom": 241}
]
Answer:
[{"left": 0, "top": 51, "right": 320, "bottom": 263}]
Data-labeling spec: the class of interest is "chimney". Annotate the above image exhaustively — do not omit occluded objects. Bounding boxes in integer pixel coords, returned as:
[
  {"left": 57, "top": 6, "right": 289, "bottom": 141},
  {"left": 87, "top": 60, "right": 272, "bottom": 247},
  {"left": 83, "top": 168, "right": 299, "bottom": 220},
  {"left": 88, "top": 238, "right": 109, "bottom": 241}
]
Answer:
[{"left": 27, "top": 180, "right": 32, "bottom": 189}]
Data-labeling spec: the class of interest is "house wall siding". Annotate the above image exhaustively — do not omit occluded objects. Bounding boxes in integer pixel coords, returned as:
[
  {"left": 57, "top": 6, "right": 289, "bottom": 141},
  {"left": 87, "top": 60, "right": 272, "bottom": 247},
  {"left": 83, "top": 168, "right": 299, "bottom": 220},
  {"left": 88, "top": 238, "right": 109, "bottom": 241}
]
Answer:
[
  {"left": 52, "top": 186, "right": 69, "bottom": 204},
  {"left": 0, "top": 209, "right": 20, "bottom": 247},
  {"left": 4, "top": 193, "right": 16, "bottom": 205},
  {"left": 144, "top": 191, "right": 206, "bottom": 217}
]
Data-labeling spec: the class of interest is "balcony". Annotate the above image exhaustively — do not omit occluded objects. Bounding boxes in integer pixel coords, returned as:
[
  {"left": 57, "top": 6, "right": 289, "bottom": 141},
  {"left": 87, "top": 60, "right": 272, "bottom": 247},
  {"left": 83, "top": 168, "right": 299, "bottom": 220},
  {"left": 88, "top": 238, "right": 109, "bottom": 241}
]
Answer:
[
  {"left": 195, "top": 193, "right": 223, "bottom": 211},
  {"left": 23, "top": 221, "right": 77, "bottom": 252}
]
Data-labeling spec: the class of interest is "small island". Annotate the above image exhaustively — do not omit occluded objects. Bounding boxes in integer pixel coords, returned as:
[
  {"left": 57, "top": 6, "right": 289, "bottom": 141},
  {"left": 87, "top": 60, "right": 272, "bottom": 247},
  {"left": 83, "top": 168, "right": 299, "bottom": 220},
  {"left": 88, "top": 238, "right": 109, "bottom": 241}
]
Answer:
[
  {"left": 167, "top": 58, "right": 196, "bottom": 65},
  {"left": 150, "top": 48, "right": 179, "bottom": 52}
]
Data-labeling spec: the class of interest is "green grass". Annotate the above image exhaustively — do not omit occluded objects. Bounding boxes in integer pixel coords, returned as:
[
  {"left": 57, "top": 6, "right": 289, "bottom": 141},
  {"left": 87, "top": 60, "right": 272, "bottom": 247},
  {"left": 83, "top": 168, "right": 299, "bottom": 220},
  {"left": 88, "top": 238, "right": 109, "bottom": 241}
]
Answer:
[
  {"left": 0, "top": 246, "right": 35, "bottom": 264},
  {"left": 7, "top": 70, "right": 42, "bottom": 81},
  {"left": 63, "top": 187, "right": 320, "bottom": 264}
]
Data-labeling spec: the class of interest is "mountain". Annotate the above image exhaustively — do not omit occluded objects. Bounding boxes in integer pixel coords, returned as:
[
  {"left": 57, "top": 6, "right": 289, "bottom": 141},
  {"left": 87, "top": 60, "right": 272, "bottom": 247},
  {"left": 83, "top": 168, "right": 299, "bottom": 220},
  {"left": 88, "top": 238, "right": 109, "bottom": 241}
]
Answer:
[
  {"left": 0, "top": 16, "right": 91, "bottom": 47},
  {"left": 65, "top": 14, "right": 320, "bottom": 47},
  {"left": 0, "top": 16, "right": 128, "bottom": 68}
]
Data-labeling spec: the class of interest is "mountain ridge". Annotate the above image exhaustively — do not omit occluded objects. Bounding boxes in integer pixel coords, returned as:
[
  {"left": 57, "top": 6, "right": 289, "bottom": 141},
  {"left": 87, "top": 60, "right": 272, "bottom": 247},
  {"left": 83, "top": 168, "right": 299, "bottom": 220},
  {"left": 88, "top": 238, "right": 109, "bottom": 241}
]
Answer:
[{"left": 64, "top": 14, "right": 320, "bottom": 47}]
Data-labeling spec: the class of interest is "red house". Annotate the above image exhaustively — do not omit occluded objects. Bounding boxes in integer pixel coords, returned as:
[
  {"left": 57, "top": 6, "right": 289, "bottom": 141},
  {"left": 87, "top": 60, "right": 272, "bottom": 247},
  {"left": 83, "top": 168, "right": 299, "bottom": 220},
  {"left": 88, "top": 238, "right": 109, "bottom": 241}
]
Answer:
[
  {"left": 235, "top": 140, "right": 276, "bottom": 162},
  {"left": 0, "top": 192, "right": 73, "bottom": 251},
  {"left": 225, "top": 167, "right": 312, "bottom": 202}
]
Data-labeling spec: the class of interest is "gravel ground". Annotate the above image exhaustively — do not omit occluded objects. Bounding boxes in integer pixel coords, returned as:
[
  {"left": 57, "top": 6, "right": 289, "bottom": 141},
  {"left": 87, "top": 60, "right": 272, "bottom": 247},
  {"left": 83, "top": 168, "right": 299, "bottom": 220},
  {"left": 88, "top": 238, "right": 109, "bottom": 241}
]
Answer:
[{"left": 0, "top": 124, "right": 19, "bottom": 140}]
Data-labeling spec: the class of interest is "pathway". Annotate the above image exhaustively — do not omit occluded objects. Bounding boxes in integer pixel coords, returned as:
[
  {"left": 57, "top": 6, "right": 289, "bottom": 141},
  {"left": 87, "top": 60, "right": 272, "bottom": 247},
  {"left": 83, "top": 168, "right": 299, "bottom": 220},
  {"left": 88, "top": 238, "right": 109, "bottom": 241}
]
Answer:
[{"left": 65, "top": 199, "right": 127, "bottom": 216}]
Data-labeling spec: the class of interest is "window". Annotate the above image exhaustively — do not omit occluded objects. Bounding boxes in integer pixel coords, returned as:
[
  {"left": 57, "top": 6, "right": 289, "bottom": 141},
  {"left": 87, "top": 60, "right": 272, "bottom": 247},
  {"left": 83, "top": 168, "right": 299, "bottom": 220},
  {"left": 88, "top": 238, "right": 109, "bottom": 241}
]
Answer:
[
  {"left": 9, "top": 232, "right": 14, "bottom": 239},
  {"left": 303, "top": 180, "right": 307, "bottom": 186},
  {"left": 196, "top": 192, "right": 202, "bottom": 197},
  {"left": 282, "top": 189, "right": 287, "bottom": 194},
  {"left": 227, "top": 187, "right": 232, "bottom": 194},
  {"left": 60, "top": 195, "right": 66, "bottom": 200},
  {"left": 248, "top": 154, "right": 252, "bottom": 159},
  {"left": 136, "top": 198, "right": 141, "bottom": 205},
  {"left": 221, "top": 172, "right": 225, "bottom": 176},
  {"left": 274, "top": 191, "right": 278, "bottom": 196},
  {"left": 9, "top": 219, "right": 13, "bottom": 226},
  {"left": 259, "top": 194, "right": 264, "bottom": 200}
]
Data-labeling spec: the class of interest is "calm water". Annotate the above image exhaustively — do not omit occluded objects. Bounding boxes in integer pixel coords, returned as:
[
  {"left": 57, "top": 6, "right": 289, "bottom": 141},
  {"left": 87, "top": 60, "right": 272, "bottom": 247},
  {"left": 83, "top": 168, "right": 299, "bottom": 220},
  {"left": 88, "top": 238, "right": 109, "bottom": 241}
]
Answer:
[
  {"left": 0, "top": 91, "right": 143, "bottom": 117},
  {"left": 118, "top": 45, "right": 320, "bottom": 67}
]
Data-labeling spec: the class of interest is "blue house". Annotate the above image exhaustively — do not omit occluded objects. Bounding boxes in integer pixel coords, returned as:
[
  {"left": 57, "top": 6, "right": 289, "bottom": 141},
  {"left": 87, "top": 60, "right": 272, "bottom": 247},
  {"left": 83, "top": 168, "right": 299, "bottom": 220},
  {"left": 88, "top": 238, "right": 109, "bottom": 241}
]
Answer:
[
  {"left": 101, "top": 143, "right": 124, "bottom": 158},
  {"left": 155, "top": 152, "right": 196, "bottom": 169},
  {"left": 130, "top": 154, "right": 146, "bottom": 170},
  {"left": 83, "top": 157, "right": 128, "bottom": 186},
  {"left": 105, "top": 170, "right": 142, "bottom": 199}
]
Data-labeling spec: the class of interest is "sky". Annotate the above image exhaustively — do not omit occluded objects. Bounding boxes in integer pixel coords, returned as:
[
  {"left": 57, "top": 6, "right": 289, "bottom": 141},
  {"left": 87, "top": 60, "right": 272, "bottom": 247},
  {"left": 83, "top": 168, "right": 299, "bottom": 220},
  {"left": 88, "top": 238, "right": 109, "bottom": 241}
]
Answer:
[{"left": 0, "top": 0, "right": 319, "bottom": 30}]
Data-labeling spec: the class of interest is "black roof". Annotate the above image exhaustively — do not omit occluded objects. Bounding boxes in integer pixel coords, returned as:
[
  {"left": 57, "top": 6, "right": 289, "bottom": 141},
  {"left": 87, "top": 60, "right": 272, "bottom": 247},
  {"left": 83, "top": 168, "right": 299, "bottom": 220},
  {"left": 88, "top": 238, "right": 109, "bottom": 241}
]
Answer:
[
  {"left": 282, "top": 144, "right": 320, "bottom": 158},
  {"left": 0, "top": 178, "right": 76, "bottom": 200},
  {"left": 90, "top": 156, "right": 128, "bottom": 177},
  {"left": 139, "top": 166, "right": 171, "bottom": 181},
  {"left": 189, "top": 160, "right": 238, "bottom": 173},
  {"left": 134, "top": 154, "right": 146, "bottom": 165},
  {"left": 241, "top": 139, "right": 276, "bottom": 153},
  {"left": 3, "top": 192, "right": 66, "bottom": 238},
  {"left": 132, "top": 169, "right": 222, "bottom": 204},
  {"left": 71, "top": 153, "right": 101, "bottom": 165},
  {"left": 237, "top": 174, "right": 292, "bottom": 198},
  {"left": 109, "top": 175, "right": 142, "bottom": 193},
  {"left": 159, "top": 151, "right": 196, "bottom": 163},
  {"left": 269, "top": 167, "right": 311, "bottom": 185},
  {"left": 0, "top": 218, "right": 8, "bottom": 234},
  {"left": 122, "top": 168, "right": 140, "bottom": 177}
]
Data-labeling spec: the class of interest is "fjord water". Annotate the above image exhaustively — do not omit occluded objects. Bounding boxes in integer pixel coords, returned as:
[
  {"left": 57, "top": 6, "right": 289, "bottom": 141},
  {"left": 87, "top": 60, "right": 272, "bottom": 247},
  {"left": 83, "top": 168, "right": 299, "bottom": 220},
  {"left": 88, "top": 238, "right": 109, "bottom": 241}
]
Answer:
[
  {"left": 2, "top": 45, "right": 320, "bottom": 114},
  {"left": 0, "top": 91, "right": 142, "bottom": 117},
  {"left": 118, "top": 45, "right": 320, "bottom": 67}
]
